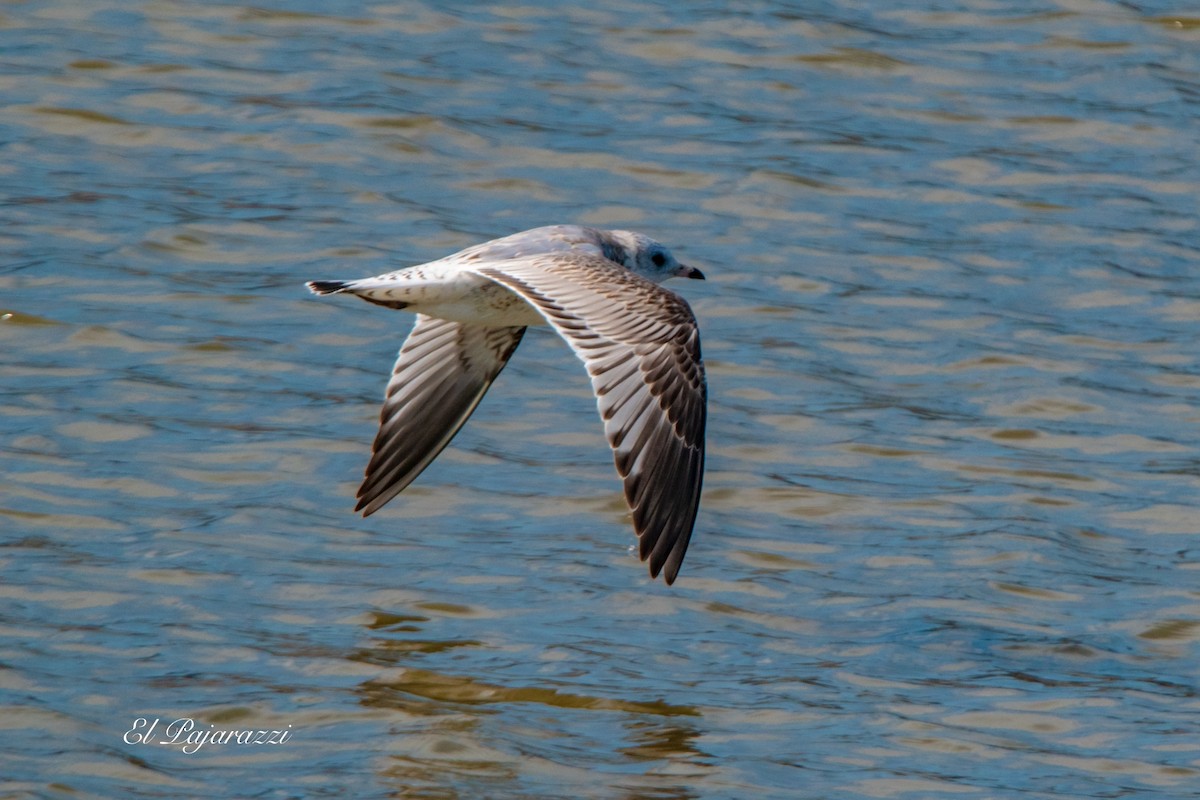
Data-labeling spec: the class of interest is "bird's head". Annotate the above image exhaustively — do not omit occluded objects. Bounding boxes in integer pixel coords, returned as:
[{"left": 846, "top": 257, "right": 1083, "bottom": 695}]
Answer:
[{"left": 607, "top": 230, "right": 705, "bottom": 284}]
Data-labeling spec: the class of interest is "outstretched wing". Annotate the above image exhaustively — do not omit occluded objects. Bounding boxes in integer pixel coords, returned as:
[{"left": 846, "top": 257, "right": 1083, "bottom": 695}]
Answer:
[
  {"left": 356, "top": 315, "right": 526, "bottom": 515},
  {"left": 471, "top": 253, "right": 706, "bottom": 584}
]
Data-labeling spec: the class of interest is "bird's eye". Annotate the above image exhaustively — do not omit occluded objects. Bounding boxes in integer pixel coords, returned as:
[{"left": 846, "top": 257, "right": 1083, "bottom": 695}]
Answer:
[{"left": 651, "top": 252, "right": 667, "bottom": 267}]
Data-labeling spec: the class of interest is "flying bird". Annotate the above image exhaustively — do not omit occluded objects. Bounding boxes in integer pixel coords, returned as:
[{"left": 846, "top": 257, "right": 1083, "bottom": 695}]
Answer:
[{"left": 306, "top": 225, "right": 706, "bottom": 584}]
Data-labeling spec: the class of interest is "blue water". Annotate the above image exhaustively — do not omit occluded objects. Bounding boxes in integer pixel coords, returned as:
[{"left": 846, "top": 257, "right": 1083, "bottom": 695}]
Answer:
[{"left": 2, "top": 2, "right": 1199, "bottom": 798}]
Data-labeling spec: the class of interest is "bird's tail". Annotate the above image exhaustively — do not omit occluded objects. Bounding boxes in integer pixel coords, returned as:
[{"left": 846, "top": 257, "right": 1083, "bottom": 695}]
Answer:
[
  {"left": 305, "top": 278, "right": 410, "bottom": 310},
  {"left": 306, "top": 280, "right": 350, "bottom": 295}
]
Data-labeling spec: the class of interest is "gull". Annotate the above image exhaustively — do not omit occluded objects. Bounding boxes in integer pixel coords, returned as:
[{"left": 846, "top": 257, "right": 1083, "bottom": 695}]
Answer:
[{"left": 306, "top": 225, "right": 706, "bottom": 584}]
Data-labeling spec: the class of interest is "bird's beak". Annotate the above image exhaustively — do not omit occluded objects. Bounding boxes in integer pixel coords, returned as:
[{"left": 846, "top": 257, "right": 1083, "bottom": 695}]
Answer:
[{"left": 676, "top": 263, "right": 705, "bottom": 280}]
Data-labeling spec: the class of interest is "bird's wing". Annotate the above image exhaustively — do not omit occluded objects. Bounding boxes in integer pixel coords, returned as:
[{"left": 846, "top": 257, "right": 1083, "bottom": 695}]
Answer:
[
  {"left": 356, "top": 315, "right": 526, "bottom": 515},
  {"left": 470, "top": 253, "right": 706, "bottom": 584}
]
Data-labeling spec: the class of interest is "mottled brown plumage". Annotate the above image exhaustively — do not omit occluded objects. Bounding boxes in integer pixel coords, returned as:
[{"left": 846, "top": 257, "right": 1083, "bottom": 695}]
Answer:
[{"left": 307, "top": 225, "right": 706, "bottom": 584}]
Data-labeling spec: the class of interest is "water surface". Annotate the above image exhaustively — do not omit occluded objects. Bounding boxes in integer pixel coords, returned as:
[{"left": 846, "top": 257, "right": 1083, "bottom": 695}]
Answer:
[{"left": 2, "top": 2, "right": 1199, "bottom": 798}]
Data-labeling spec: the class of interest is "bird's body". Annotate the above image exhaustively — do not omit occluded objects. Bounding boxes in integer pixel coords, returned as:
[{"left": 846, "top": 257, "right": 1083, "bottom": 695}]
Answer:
[{"left": 307, "top": 225, "right": 706, "bottom": 584}]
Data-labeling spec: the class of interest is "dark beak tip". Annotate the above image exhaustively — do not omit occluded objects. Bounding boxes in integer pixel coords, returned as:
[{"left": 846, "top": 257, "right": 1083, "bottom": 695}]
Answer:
[{"left": 689, "top": 267, "right": 706, "bottom": 281}]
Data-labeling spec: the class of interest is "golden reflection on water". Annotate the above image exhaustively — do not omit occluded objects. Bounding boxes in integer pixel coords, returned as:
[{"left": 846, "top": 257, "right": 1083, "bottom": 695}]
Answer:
[{"left": 361, "top": 668, "right": 697, "bottom": 717}]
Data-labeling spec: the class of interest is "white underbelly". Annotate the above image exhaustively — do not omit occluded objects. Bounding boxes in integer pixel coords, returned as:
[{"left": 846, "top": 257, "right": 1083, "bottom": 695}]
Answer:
[{"left": 411, "top": 282, "right": 548, "bottom": 327}]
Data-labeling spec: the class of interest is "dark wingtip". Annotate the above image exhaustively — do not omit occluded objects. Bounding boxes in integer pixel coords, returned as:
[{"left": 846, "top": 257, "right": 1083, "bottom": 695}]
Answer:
[{"left": 646, "top": 550, "right": 680, "bottom": 585}]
